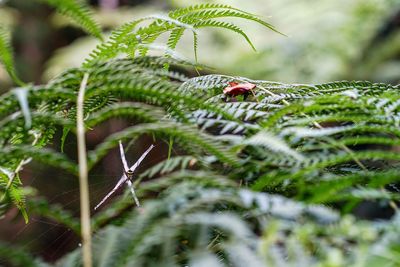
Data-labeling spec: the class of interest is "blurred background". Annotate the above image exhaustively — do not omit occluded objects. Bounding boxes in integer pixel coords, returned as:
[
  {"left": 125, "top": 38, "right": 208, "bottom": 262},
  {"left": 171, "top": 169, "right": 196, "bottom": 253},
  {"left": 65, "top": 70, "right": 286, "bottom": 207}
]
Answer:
[{"left": 0, "top": 0, "right": 400, "bottom": 263}]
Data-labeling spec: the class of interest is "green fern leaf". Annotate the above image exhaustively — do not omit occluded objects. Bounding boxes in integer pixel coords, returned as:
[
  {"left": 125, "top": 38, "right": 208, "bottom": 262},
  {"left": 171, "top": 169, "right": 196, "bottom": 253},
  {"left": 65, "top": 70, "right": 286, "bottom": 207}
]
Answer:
[
  {"left": 38, "top": 0, "right": 102, "bottom": 40},
  {"left": 193, "top": 20, "right": 256, "bottom": 51},
  {"left": 0, "top": 241, "right": 49, "bottom": 267},
  {"left": 28, "top": 197, "right": 80, "bottom": 233},
  {"left": 0, "top": 27, "right": 24, "bottom": 86},
  {"left": 88, "top": 122, "right": 240, "bottom": 169},
  {"left": 168, "top": 3, "right": 256, "bottom": 19},
  {"left": 167, "top": 28, "right": 185, "bottom": 50},
  {"left": 178, "top": 9, "right": 280, "bottom": 34}
]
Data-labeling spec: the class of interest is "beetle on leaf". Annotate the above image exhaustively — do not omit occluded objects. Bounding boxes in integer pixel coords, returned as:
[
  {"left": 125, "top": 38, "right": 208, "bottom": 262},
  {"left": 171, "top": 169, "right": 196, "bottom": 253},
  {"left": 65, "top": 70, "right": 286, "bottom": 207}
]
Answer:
[{"left": 223, "top": 82, "right": 256, "bottom": 101}]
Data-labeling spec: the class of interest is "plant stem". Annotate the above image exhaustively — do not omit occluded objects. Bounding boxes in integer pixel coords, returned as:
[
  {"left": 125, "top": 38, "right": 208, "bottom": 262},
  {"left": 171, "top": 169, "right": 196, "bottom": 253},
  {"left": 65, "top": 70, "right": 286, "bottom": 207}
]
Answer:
[
  {"left": 167, "top": 136, "right": 173, "bottom": 160},
  {"left": 77, "top": 73, "right": 92, "bottom": 267}
]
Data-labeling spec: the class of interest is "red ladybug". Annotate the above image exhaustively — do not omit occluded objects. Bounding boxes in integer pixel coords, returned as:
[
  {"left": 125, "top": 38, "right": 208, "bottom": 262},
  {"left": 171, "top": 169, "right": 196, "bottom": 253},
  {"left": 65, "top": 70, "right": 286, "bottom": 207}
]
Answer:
[{"left": 223, "top": 82, "right": 256, "bottom": 97}]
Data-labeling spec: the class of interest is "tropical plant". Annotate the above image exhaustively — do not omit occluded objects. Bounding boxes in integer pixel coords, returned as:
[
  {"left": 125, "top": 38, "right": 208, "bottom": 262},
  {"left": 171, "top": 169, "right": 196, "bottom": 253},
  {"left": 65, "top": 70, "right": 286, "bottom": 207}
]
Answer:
[
  {"left": 0, "top": 1, "right": 399, "bottom": 267},
  {"left": 171, "top": 0, "right": 400, "bottom": 83}
]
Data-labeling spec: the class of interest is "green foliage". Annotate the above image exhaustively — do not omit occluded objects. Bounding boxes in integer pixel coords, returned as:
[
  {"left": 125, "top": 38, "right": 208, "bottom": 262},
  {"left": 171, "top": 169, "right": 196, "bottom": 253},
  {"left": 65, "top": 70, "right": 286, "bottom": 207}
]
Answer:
[
  {"left": 0, "top": 27, "right": 24, "bottom": 86},
  {"left": 28, "top": 197, "right": 80, "bottom": 234},
  {"left": 85, "top": 3, "right": 279, "bottom": 64},
  {"left": 83, "top": 182, "right": 339, "bottom": 267},
  {"left": 0, "top": 2, "right": 399, "bottom": 267},
  {"left": 171, "top": 0, "right": 399, "bottom": 83},
  {"left": 37, "top": 0, "right": 102, "bottom": 39},
  {"left": 0, "top": 241, "right": 49, "bottom": 267}
]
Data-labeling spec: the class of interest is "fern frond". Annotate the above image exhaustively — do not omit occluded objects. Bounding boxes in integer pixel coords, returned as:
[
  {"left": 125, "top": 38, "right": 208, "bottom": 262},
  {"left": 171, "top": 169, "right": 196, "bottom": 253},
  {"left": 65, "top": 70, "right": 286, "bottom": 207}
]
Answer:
[
  {"left": 91, "top": 171, "right": 235, "bottom": 227},
  {"left": 188, "top": 101, "right": 270, "bottom": 135},
  {"left": 72, "top": 178, "right": 340, "bottom": 266},
  {"left": 244, "top": 131, "right": 304, "bottom": 161},
  {"left": 86, "top": 4, "right": 277, "bottom": 64},
  {"left": 82, "top": 70, "right": 236, "bottom": 123},
  {"left": 168, "top": 3, "right": 256, "bottom": 19},
  {"left": 0, "top": 146, "right": 77, "bottom": 175},
  {"left": 300, "top": 136, "right": 400, "bottom": 152},
  {"left": 0, "top": 241, "right": 49, "bottom": 267},
  {"left": 93, "top": 226, "right": 122, "bottom": 267},
  {"left": 88, "top": 122, "right": 239, "bottom": 169},
  {"left": 0, "top": 170, "right": 28, "bottom": 223},
  {"left": 303, "top": 170, "right": 400, "bottom": 203},
  {"left": 84, "top": 18, "right": 146, "bottom": 65},
  {"left": 252, "top": 150, "right": 400, "bottom": 191},
  {"left": 0, "top": 27, "right": 24, "bottom": 86},
  {"left": 137, "top": 156, "right": 198, "bottom": 181},
  {"left": 38, "top": 0, "right": 102, "bottom": 39},
  {"left": 341, "top": 187, "right": 400, "bottom": 201},
  {"left": 28, "top": 197, "right": 80, "bottom": 234},
  {"left": 179, "top": 9, "right": 279, "bottom": 34},
  {"left": 143, "top": 171, "right": 236, "bottom": 194},
  {"left": 193, "top": 117, "right": 252, "bottom": 135},
  {"left": 167, "top": 28, "right": 185, "bottom": 50},
  {"left": 54, "top": 250, "right": 81, "bottom": 267},
  {"left": 193, "top": 20, "right": 256, "bottom": 51},
  {"left": 86, "top": 102, "right": 165, "bottom": 127}
]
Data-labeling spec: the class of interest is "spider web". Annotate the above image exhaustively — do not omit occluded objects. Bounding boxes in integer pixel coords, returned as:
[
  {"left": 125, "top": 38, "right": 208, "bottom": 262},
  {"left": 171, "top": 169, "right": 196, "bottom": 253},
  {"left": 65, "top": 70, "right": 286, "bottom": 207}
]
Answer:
[{"left": 1, "top": 141, "right": 162, "bottom": 263}]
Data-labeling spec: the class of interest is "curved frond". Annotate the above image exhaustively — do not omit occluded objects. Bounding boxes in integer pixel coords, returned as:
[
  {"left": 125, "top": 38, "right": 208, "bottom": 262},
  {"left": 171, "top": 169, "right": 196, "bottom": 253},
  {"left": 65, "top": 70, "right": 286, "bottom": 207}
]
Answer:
[
  {"left": 38, "top": 0, "right": 102, "bottom": 39},
  {"left": 88, "top": 122, "right": 240, "bottom": 168},
  {"left": 0, "top": 27, "right": 24, "bottom": 86},
  {"left": 85, "top": 4, "right": 277, "bottom": 64},
  {"left": 194, "top": 20, "right": 256, "bottom": 51}
]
